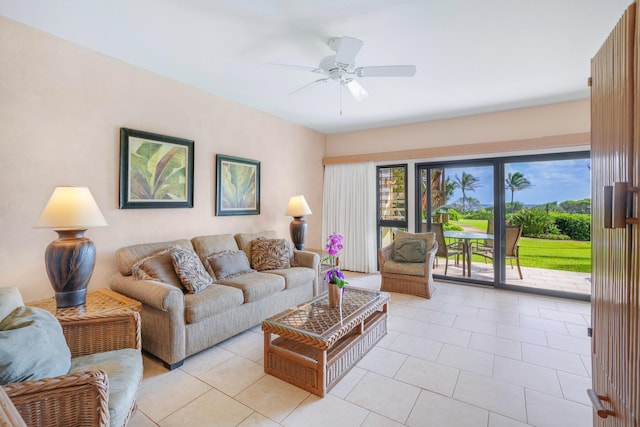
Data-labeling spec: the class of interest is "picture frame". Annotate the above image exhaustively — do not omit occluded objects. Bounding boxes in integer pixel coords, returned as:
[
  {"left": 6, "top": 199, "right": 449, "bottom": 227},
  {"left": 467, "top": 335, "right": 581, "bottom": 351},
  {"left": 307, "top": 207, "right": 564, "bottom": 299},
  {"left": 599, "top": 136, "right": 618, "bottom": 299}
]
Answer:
[
  {"left": 216, "top": 154, "right": 260, "bottom": 216},
  {"left": 119, "top": 128, "right": 194, "bottom": 209}
]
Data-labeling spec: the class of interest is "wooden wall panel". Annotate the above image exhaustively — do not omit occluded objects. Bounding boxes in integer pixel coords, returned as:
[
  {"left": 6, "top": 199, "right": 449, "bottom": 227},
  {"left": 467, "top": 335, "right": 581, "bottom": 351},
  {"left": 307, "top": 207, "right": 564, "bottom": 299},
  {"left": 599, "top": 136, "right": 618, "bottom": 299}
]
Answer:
[{"left": 590, "top": 2, "right": 637, "bottom": 426}]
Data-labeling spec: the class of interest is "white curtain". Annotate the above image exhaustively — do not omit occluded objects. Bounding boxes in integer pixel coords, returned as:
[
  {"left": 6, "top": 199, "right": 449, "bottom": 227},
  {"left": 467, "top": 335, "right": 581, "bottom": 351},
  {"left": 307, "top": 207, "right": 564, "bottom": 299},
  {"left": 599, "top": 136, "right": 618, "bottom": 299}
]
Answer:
[{"left": 322, "top": 162, "right": 377, "bottom": 273}]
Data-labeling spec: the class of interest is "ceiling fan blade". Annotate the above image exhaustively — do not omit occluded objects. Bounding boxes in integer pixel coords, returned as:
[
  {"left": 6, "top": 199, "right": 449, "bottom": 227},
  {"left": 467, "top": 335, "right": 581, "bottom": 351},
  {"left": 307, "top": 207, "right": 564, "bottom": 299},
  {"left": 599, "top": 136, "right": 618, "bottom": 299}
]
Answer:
[
  {"left": 355, "top": 65, "right": 417, "bottom": 77},
  {"left": 265, "top": 62, "right": 321, "bottom": 73},
  {"left": 333, "top": 36, "right": 364, "bottom": 66},
  {"left": 290, "top": 78, "right": 329, "bottom": 96},
  {"left": 344, "top": 79, "right": 369, "bottom": 101}
]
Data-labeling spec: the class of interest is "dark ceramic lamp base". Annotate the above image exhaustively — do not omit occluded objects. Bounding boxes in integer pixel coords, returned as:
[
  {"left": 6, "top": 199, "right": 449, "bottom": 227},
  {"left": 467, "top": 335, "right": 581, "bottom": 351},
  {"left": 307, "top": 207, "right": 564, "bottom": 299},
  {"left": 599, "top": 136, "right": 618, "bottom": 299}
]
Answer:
[
  {"left": 289, "top": 216, "right": 308, "bottom": 250},
  {"left": 45, "top": 229, "right": 96, "bottom": 308}
]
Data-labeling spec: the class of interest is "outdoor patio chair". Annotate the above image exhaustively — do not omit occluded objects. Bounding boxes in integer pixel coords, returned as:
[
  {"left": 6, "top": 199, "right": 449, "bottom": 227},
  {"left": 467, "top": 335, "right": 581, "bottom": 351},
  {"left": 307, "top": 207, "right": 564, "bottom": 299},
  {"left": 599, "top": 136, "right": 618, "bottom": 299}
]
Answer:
[
  {"left": 473, "top": 224, "right": 523, "bottom": 279},
  {"left": 472, "top": 219, "right": 494, "bottom": 252},
  {"left": 431, "top": 223, "right": 464, "bottom": 275}
]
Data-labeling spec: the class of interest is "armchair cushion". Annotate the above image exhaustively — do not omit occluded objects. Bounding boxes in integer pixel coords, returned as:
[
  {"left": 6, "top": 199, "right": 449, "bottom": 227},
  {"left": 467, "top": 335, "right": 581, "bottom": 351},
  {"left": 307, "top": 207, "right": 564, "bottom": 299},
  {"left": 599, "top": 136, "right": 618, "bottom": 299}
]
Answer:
[
  {"left": 70, "top": 348, "right": 142, "bottom": 427},
  {"left": 0, "top": 307, "right": 71, "bottom": 384},
  {"left": 250, "top": 238, "right": 291, "bottom": 271},
  {"left": 392, "top": 238, "right": 427, "bottom": 263},
  {"left": 382, "top": 260, "right": 428, "bottom": 277}
]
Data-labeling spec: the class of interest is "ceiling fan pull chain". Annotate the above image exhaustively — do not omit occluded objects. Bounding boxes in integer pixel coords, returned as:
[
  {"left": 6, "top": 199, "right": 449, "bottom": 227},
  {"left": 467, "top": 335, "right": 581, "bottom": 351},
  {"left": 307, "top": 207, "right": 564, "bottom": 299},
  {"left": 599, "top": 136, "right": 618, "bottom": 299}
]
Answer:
[{"left": 339, "top": 82, "right": 343, "bottom": 116}]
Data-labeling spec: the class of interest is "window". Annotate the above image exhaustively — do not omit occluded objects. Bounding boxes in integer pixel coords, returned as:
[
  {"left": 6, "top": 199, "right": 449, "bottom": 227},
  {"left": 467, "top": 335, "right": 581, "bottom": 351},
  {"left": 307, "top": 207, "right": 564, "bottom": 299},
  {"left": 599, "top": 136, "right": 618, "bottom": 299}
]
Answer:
[{"left": 377, "top": 165, "right": 407, "bottom": 248}]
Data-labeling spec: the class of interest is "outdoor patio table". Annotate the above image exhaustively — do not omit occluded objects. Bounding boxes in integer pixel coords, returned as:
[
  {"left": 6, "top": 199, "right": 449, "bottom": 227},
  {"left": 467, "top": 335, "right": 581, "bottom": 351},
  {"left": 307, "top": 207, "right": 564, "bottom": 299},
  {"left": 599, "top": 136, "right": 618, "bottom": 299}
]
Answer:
[{"left": 443, "top": 231, "right": 494, "bottom": 277}]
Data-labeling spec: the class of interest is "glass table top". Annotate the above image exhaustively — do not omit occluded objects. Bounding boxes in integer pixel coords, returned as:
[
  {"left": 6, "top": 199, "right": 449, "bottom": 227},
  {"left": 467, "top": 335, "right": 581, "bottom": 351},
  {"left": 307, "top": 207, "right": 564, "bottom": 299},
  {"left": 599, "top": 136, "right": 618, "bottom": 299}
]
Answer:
[{"left": 263, "top": 287, "right": 385, "bottom": 339}]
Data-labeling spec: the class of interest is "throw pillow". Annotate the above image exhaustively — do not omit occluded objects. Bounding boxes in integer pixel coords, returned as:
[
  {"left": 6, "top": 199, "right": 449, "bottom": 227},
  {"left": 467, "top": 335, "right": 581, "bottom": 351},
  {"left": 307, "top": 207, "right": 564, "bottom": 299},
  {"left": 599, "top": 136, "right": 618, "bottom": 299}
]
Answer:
[
  {"left": 392, "top": 238, "right": 427, "bottom": 263},
  {"left": 0, "top": 306, "right": 71, "bottom": 384},
  {"left": 284, "top": 240, "right": 297, "bottom": 267},
  {"left": 131, "top": 247, "right": 185, "bottom": 291},
  {"left": 170, "top": 247, "right": 214, "bottom": 294},
  {"left": 250, "top": 238, "right": 291, "bottom": 271},
  {"left": 0, "top": 287, "right": 24, "bottom": 322},
  {"left": 206, "top": 250, "right": 255, "bottom": 280},
  {"left": 395, "top": 230, "right": 435, "bottom": 251}
]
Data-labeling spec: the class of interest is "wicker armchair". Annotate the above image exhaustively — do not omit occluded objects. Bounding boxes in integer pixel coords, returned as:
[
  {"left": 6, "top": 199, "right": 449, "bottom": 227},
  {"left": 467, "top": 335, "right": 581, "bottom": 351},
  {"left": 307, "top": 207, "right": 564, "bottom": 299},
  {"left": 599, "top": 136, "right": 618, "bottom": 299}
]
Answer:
[
  {"left": 2, "top": 310, "right": 142, "bottom": 427},
  {"left": 0, "top": 386, "right": 26, "bottom": 427},
  {"left": 378, "top": 231, "right": 438, "bottom": 298}
]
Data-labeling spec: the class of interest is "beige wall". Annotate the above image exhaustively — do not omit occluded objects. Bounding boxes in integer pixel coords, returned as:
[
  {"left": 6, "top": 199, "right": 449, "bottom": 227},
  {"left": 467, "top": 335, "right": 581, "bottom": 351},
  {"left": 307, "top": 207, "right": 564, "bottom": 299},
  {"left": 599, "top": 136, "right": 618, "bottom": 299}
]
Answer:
[
  {"left": 326, "top": 99, "right": 590, "bottom": 160},
  {"left": 0, "top": 17, "right": 593, "bottom": 302},
  {"left": 0, "top": 17, "right": 325, "bottom": 302}
]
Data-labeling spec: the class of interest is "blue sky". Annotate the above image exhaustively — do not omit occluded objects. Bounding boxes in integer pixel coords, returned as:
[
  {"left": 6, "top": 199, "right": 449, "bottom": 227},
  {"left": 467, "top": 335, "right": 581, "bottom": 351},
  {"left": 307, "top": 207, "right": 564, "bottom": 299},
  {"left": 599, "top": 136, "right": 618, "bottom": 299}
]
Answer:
[{"left": 445, "top": 158, "right": 591, "bottom": 205}]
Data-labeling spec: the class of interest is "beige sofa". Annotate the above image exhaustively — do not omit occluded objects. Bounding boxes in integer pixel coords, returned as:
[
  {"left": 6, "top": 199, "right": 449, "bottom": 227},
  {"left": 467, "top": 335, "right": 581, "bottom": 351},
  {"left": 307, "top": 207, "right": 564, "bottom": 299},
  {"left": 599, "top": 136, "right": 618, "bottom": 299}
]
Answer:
[{"left": 111, "top": 231, "right": 319, "bottom": 369}]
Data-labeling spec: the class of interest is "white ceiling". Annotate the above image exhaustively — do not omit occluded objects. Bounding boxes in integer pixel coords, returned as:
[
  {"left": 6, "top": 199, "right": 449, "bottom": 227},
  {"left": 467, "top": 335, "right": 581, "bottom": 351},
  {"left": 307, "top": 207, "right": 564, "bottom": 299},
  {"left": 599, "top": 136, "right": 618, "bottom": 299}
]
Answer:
[{"left": 0, "top": 0, "right": 632, "bottom": 134}]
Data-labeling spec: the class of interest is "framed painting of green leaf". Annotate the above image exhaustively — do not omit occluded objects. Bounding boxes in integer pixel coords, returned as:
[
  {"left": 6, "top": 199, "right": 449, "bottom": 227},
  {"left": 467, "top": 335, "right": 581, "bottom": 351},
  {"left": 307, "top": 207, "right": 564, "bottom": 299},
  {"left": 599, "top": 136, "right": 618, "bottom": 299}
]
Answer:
[
  {"left": 216, "top": 154, "right": 260, "bottom": 216},
  {"left": 119, "top": 128, "right": 194, "bottom": 209}
]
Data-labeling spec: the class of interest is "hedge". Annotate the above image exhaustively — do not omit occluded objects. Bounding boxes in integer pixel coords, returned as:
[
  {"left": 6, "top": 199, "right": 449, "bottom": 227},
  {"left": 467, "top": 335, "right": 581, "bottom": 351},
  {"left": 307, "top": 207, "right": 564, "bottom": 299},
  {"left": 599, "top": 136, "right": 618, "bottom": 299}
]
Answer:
[{"left": 550, "top": 213, "right": 591, "bottom": 241}]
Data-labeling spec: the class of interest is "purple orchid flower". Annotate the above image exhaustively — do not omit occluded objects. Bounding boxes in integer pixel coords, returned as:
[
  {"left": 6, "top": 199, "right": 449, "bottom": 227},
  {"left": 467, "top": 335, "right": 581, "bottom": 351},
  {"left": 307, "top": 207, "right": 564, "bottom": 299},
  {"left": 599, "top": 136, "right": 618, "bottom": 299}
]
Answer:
[{"left": 322, "top": 233, "right": 348, "bottom": 288}]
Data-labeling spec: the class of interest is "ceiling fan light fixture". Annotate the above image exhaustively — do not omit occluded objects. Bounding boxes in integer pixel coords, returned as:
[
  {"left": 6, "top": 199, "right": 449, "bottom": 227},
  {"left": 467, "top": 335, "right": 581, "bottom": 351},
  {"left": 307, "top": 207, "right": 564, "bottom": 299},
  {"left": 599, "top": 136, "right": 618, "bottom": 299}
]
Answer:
[{"left": 345, "top": 79, "right": 369, "bottom": 101}]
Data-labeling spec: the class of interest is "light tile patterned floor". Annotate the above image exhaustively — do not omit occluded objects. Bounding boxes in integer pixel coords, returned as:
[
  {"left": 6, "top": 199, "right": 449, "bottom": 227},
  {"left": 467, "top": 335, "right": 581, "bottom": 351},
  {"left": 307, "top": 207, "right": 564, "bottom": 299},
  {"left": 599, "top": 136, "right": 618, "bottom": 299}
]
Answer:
[{"left": 129, "top": 273, "right": 593, "bottom": 427}]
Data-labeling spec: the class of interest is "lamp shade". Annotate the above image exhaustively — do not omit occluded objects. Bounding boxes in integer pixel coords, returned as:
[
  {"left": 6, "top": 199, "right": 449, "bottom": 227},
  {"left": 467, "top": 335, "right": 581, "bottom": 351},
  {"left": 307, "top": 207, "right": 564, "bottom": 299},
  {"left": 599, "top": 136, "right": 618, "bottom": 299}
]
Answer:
[
  {"left": 35, "top": 186, "right": 107, "bottom": 230},
  {"left": 285, "top": 195, "right": 312, "bottom": 217}
]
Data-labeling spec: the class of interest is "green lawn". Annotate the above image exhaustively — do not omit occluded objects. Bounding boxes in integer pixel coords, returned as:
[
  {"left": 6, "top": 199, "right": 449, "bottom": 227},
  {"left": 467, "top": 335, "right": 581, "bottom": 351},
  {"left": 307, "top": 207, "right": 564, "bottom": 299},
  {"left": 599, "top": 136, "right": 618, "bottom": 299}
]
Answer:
[
  {"left": 455, "top": 219, "right": 592, "bottom": 273},
  {"left": 516, "top": 238, "right": 591, "bottom": 272}
]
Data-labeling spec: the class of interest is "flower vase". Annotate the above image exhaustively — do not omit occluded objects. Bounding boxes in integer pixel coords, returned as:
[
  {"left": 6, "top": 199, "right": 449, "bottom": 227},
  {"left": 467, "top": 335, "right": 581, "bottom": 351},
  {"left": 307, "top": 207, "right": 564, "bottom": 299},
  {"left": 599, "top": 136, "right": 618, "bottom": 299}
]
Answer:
[{"left": 328, "top": 283, "right": 342, "bottom": 308}]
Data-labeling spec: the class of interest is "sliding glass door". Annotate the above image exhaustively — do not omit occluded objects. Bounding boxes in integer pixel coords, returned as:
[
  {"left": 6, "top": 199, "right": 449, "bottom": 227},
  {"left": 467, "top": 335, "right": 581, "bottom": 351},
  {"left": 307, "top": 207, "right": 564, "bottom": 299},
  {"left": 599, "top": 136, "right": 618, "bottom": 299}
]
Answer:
[
  {"left": 417, "top": 161, "right": 495, "bottom": 283},
  {"left": 415, "top": 151, "right": 590, "bottom": 299},
  {"left": 502, "top": 157, "right": 591, "bottom": 295}
]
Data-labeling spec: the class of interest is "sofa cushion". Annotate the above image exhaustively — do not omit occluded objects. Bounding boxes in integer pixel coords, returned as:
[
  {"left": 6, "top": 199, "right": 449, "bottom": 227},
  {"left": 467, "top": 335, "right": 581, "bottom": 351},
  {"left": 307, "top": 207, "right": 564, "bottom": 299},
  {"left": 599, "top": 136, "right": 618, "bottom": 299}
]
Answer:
[
  {"left": 0, "top": 287, "right": 23, "bottom": 322},
  {"left": 170, "top": 247, "right": 214, "bottom": 294},
  {"left": 116, "top": 239, "right": 194, "bottom": 276},
  {"left": 70, "top": 348, "right": 142, "bottom": 427},
  {"left": 392, "top": 238, "right": 427, "bottom": 263},
  {"left": 250, "top": 238, "right": 291, "bottom": 271},
  {"left": 0, "top": 306, "right": 71, "bottom": 384},
  {"left": 191, "top": 234, "right": 239, "bottom": 259},
  {"left": 219, "top": 272, "right": 285, "bottom": 303},
  {"left": 132, "top": 248, "right": 185, "bottom": 291},
  {"left": 207, "top": 250, "right": 255, "bottom": 280},
  {"left": 382, "top": 259, "right": 425, "bottom": 277},
  {"left": 264, "top": 267, "right": 315, "bottom": 290},
  {"left": 184, "top": 284, "right": 244, "bottom": 324}
]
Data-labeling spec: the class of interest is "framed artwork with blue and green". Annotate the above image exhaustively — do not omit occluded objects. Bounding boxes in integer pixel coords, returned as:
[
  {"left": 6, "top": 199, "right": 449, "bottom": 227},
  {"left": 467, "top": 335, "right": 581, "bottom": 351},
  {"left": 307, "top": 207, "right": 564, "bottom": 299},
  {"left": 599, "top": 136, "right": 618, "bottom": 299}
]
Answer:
[
  {"left": 119, "top": 128, "right": 194, "bottom": 209},
  {"left": 216, "top": 154, "right": 260, "bottom": 216}
]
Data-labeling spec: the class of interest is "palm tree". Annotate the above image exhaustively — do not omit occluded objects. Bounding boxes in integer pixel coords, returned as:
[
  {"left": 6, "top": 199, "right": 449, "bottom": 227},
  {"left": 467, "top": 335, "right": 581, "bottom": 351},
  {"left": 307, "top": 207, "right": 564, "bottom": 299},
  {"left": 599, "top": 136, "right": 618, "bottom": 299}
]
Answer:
[
  {"left": 505, "top": 172, "right": 532, "bottom": 213},
  {"left": 455, "top": 172, "right": 480, "bottom": 213},
  {"left": 445, "top": 177, "right": 456, "bottom": 203}
]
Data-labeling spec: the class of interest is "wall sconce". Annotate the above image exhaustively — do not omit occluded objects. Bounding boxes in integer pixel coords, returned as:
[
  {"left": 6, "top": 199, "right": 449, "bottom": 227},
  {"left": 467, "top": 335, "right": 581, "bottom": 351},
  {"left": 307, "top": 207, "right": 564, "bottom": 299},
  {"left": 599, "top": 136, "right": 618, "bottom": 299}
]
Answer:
[
  {"left": 285, "top": 195, "right": 312, "bottom": 250},
  {"left": 35, "top": 186, "right": 107, "bottom": 307}
]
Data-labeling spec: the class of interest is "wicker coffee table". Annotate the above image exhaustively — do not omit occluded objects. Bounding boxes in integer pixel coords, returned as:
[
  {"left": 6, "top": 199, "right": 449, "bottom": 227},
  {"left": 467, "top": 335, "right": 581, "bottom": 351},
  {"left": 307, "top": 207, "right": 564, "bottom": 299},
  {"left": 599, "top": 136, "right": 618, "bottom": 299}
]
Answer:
[{"left": 262, "top": 287, "right": 389, "bottom": 396}]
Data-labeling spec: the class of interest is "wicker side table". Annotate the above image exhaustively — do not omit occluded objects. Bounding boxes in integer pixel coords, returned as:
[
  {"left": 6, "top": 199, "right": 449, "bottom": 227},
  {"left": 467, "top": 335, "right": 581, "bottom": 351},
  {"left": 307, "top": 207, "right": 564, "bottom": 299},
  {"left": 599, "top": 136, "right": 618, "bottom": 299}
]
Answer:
[{"left": 28, "top": 289, "right": 142, "bottom": 320}]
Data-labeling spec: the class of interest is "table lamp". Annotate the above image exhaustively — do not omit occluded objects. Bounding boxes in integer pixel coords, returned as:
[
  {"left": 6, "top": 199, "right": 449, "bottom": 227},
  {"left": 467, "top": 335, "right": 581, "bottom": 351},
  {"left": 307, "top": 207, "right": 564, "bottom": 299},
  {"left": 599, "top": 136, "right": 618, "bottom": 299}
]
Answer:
[
  {"left": 285, "top": 195, "right": 312, "bottom": 250},
  {"left": 35, "top": 186, "right": 107, "bottom": 308}
]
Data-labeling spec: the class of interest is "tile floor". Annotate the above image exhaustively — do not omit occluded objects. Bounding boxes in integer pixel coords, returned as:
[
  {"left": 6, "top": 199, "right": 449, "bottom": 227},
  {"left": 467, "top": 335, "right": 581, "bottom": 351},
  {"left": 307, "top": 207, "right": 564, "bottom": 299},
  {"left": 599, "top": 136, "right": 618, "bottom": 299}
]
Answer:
[{"left": 129, "top": 273, "right": 593, "bottom": 427}]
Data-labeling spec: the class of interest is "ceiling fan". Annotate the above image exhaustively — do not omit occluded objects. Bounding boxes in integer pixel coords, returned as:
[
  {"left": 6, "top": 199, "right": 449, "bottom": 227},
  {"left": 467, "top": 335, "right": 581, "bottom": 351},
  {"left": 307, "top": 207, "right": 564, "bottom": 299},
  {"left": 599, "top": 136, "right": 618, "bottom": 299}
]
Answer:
[{"left": 269, "top": 36, "right": 417, "bottom": 113}]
